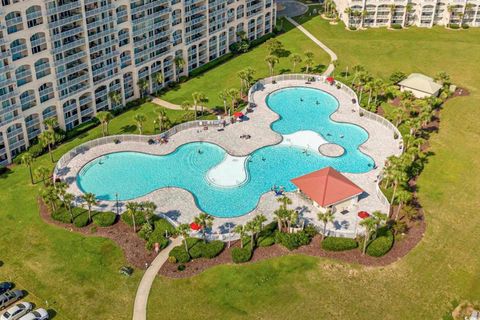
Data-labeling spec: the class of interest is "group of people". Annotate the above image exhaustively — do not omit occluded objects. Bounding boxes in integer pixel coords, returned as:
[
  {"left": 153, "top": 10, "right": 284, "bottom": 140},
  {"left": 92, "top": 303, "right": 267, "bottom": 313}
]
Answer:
[
  {"left": 271, "top": 185, "right": 285, "bottom": 196},
  {"left": 240, "top": 134, "right": 251, "bottom": 140}
]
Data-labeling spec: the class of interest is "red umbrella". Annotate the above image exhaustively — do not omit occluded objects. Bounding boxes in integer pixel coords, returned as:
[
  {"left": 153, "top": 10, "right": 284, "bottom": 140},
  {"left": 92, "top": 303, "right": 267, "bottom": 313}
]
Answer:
[
  {"left": 233, "top": 112, "right": 244, "bottom": 118},
  {"left": 326, "top": 77, "right": 335, "bottom": 84},
  {"left": 358, "top": 211, "right": 370, "bottom": 219},
  {"left": 190, "top": 222, "right": 202, "bottom": 231}
]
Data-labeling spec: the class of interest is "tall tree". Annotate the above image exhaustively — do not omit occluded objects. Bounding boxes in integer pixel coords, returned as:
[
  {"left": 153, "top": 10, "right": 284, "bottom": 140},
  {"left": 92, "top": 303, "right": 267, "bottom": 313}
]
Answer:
[
  {"left": 317, "top": 210, "right": 334, "bottom": 240},
  {"left": 304, "top": 51, "right": 314, "bottom": 74},
  {"left": 194, "top": 212, "right": 214, "bottom": 242},
  {"left": 176, "top": 223, "right": 191, "bottom": 258},
  {"left": 359, "top": 217, "right": 377, "bottom": 255},
  {"left": 38, "top": 130, "right": 55, "bottom": 163},
  {"left": 137, "top": 79, "right": 149, "bottom": 98},
  {"left": 20, "top": 152, "right": 34, "bottom": 184},
  {"left": 218, "top": 89, "right": 229, "bottom": 116},
  {"left": 264, "top": 55, "right": 279, "bottom": 76},
  {"left": 82, "top": 192, "right": 97, "bottom": 223},
  {"left": 265, "top": 38, "right": 283, "bottom": 56},
  {"left": 153, "top": 72, "right": 164, "bottom": 91},
  {"left": 154, "top": 107, "right": 169, "bottom": 132},
  {"left": 233, "top": 224, "right": 247, "bottom": 248},
  {"left": 95, "top": 111, "right": 113, "bottom": 137},
  {"left": 227, "top": 88, "right": 240, "bottom": 116},
  {"left": 192, "top": 92, "right": 206, "bottom": 119},
  {"left": 133, "top": 113, "right": 147, "bottom": 134},
  {"left": 108, "top": 91, "right": 122, "bottom": 109},
  {"left": 34, "top": 166, "right": 51, "bottom": 186},
  {"left": 393, "top": 189, "right": 412, "bottom": 221},
  {"left": 277, "top": 195, "right": 292, "bottom": 210},
  {"left": 126, "top": 202, "right": 139, "bottom": 232},
  {"left": 174, "top": 56, "right": 185, "bottom": 80},
  {"left": 290, "top": 53, "right": 302, "bottom": 73},
  {"left": 63, "top": 193, "right": 75, "bottom": 223},
  {"left": 43, "top": 117, "right": 58, "bottom": 132}
]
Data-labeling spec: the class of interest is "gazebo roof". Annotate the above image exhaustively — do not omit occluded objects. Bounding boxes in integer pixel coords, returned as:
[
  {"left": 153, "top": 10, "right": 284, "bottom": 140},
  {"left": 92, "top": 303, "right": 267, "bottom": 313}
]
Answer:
[{"left": 291, "top": 167, "right": 363, "bottom": 207}]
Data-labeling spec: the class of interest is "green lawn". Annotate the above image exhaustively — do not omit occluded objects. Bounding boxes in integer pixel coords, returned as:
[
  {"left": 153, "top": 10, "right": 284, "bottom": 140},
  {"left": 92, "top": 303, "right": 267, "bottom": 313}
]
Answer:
[
  {"left": 146, "top": 20, "right": 480, "bottom": 319},
  {"left": 0, "top": 21, "right": 331, "bottom": 320},
  {"left": 159, "top": 19, "right": 331, "bottom": 107}
]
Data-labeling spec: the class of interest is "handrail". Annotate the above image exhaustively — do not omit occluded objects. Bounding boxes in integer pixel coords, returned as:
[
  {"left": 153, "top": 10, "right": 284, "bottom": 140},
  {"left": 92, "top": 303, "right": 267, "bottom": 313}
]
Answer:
[
  {"left": 247, "top": 73, "right": 403, "bottom": 212},
  {"left": 54, "top": 119, "right": 223, "bottom": 179}
]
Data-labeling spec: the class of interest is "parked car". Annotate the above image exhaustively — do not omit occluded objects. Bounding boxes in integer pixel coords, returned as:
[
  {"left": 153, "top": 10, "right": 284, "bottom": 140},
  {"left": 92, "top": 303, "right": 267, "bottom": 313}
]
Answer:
[
  {"left": 0, "top": 283, "right": 13, "bottom": 295},
  {"left": 19, "top": 309, "right": 49, "bottom": 320},
  {"left": 0, "top": 291, "right": 23, "bottom": 310},
  {"left": 0, "top": 302, "right": 32, "bottom": 320}
]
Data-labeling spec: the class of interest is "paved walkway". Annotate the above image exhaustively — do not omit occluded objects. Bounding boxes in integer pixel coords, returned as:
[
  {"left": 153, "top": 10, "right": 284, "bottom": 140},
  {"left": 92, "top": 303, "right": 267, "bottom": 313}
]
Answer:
[
  {"left": 286, "top": 16, "right": 337, "bottom": 76},
  {"left": 151, "top": 96, "right": 207, "bottom": 112},
  {"left": 132, "top": 237, "right": 182, "bottom": 320}
]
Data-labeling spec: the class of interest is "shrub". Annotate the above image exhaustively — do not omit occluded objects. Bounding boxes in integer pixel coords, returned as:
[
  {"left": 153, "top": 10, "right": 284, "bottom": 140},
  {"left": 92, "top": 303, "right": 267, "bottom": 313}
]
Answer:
[
  {"left": 391, "top": 23, "right": 402, "bottom": 29},
  {"left": 448, "top": 23, "right": 460, "bottom": 29},
  {"left": 202, "top": 240, "right": 225, "bottom": 259},
  {"left": 366, "top": 229, "right": 394, "bottom": 257},
  {"left": 138, "top": 223, "right": 153, "bottom": 240},
  {"left": 121, "top": 211, "right": 147, "bottom": 227},
  {"left": 73, "top": 213, "right": 89, "bottom": 228},
  {"left": 275, "top": 230, "right": 312, "bottom": 250},
  {"left": 189, "top": 241, "right": 205, "bottom": 259},
  {"left": 169, "top": 246, "right": 190, "bottom": 263},
  {"left": 51, "top": 208, "right": 72, "bottom": 224},
  {"left": 153, "top": 218, "right": 176, "bottom": 237},
  {"left": 231, "top": 247, "right": 252, "bottom": 263},
  {"left": 322, "top": 237, "right": 358, "bottom": 251},
  {"left": 349, "top": 26, "right": 357, "bottom": 31},
  {"left": 146, "top": 230, "right": 169, "bottom": 251},
  {"left": 168, "top": 256, "right": 177, "bottom": 264},
  {"left": 258, "top": 236, "right": 275, "bottom": 247},
  {"left": 177, "top": 264, "right": 186, "bottom": 271},
  {"left": 389, "top": 71, "right": 407, "bottom": 84},
  {"left": 28, "top": 143, "right": 45, "bottom": 158},
  {"left": 189, "top": 53, "right": 234, "bottom": 78},
  {"left": 462, "top": 23, "right": 470, "bottom": 29},
  {"left": 92, "top": 211, "right": 116, "bottom": 227}
]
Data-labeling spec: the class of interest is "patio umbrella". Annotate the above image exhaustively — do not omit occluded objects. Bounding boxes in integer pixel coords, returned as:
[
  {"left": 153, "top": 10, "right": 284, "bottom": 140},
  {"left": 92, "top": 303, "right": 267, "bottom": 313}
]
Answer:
[
  {"left": 326, "top": 77, "right": 335, "bottom": 84},
  {"left": 233, "top": 111, "right": 244, "bottom": 118},
  {"left": 357, "top": 211, "right": 370, "bottom": 219},
  {"left": 190, "top": 222, "right": 202, "bottom": 231}
]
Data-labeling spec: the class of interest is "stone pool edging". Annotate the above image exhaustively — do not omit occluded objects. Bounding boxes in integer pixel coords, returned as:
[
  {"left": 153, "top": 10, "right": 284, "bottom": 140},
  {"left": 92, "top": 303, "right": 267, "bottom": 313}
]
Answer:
[{"left": 54, "top": 74, "right": 402, "bottom": 241}]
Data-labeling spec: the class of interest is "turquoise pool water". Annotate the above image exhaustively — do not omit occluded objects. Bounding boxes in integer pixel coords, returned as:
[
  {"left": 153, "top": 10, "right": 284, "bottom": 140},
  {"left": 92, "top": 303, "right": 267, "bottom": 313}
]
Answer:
[{"left": 77, "top": 87, "right": 374, "bottom": 217}]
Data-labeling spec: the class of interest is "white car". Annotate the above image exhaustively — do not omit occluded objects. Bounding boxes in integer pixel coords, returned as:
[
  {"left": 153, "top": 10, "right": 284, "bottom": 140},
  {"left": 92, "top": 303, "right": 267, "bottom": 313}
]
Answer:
[
  {"left": 18, "top": 309, "right": 49, "bottom": 320},
  {"left": 0, "top": 302, "right": 32, "bottom": 320}
]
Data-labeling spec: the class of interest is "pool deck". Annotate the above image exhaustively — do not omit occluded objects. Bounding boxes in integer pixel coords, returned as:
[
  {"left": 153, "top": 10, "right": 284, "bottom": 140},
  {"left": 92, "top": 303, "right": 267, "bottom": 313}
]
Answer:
[{"left": 58, "top": 79, "right": 402, "bottom": 239}]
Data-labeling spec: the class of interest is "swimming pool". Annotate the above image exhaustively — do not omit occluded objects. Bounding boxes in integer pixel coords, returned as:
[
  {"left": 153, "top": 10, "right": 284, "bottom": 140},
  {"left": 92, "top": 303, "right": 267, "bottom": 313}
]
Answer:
[{"left": 77, "top": 87, "right": 374, "bottom": 217}]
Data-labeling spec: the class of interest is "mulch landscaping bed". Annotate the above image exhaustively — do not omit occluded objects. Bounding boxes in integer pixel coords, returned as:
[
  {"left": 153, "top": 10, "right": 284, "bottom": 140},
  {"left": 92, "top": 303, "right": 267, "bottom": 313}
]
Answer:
[
  {"left": 159, "top": 219, "right": 426, "bottom": 278},
  {"left": 38, "top": 198, "right": 155, "bottom": 269}
]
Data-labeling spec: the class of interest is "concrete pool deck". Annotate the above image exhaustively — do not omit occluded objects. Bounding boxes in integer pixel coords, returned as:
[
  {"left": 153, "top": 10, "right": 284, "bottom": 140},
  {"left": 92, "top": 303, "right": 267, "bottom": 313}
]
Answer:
[{"left": 56, "top": 77, "right": 402, "bottom": 239}]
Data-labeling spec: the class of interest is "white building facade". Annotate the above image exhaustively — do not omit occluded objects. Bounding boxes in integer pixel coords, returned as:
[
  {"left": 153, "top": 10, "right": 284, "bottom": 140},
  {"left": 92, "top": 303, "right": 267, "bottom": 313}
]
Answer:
[
  {"left": 335, "top": 0, "right": 480, "bottom": 28},
  {"left": 0, "top": 0, "right": 276, "bottom": 165}
]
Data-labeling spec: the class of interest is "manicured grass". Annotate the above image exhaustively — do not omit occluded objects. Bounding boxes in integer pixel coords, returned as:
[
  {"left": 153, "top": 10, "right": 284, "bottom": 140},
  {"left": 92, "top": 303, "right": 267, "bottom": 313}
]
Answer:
[
  {"left": 146, "top": 20, "right": 480, "bottom": 319},
  {"left": 0, "top": 21, "right": 332, "bottom": 319},
  {"left": 160, "top": 19, "right": 331, "bottom": 107}
]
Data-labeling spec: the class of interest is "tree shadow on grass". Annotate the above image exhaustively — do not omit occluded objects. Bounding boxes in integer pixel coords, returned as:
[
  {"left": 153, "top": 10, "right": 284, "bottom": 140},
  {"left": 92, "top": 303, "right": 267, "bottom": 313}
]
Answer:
[
  {"left": 119, "top": 125, "right": 137, "bottom": 133},
  {"left": 0, "top": 167, "right": 13, "bottom": 180}
]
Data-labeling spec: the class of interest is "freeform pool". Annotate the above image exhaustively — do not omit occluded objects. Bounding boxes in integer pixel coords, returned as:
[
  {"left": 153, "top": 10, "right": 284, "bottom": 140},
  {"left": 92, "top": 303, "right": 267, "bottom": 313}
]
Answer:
[{"left": 77, "top": 87, "right": 374, "bottom": 217}]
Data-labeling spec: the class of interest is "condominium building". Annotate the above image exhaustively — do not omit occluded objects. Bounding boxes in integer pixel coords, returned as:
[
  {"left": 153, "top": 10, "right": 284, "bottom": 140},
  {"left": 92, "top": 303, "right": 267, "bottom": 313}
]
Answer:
[
  {"left": 335, "top": 0, "right": 480, "bottom": 28},
  {"left": 0, "top": 0, "right": 276, "bottom": 165}
]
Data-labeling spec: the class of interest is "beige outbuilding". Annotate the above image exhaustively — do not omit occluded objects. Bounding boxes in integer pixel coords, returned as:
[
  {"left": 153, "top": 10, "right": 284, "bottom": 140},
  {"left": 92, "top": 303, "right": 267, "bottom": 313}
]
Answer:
[{"left": 398, "top": 73, "right": 443, "bottom": 98}]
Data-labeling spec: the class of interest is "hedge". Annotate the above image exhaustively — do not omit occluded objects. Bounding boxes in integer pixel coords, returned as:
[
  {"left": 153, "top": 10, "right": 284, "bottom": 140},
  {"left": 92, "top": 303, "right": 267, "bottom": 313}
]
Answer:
[
  {"left": 231, "top": 247, "right": 252, "bottom": 263},
  {"left": 169, "top": 246, "right": 191, "bottom": 263},
  {"left": 146, "top": 232, "right": 169, "bottom": 251},
  {"left": 275, "top": 230, "right": 312, "bottom": 250},
  {"left": 73, "top": 213, "right": 90, "bottom": 228},
  {"left": 391, "top": 23, "right": 402, "bottom": 29},
  {"left": 121, "top": 211, "right": 147, "bottom": 227},
  {"left": 186, "top": 239, "right": 224, "bottom": 259},
  {"left": 258, "top": 236, "right": 275, "bottom": 247},
  {"left": 189, "top": 241, "right": 205, "bottom": 259},
  {"left": 366, "top": 229, "right": 394, "bottom": 257},
  {"left": 92, "top": 211, "right": 117, "bottom": 227},
  {"left": 152, "top": 218, "right": 176, "bottom": 237},
  {"left": 321, "top": 237, "right": 358, "bottom": 251}
]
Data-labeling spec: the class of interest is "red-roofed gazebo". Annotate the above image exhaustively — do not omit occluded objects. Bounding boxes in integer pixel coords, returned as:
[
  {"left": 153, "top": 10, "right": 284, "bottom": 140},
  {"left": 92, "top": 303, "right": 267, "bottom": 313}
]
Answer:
[{"left": 291, "top": 167, "right": 363, "bottom": 212}]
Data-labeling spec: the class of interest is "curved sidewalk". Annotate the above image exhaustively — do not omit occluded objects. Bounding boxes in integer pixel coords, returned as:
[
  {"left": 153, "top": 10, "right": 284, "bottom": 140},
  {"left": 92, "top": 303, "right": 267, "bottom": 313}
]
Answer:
[
  {"left": 132, "top": 237, "right": 182, "bottom": 320},
  {"left": 286, "top": 16, "right": 337, "bottom": 76}
]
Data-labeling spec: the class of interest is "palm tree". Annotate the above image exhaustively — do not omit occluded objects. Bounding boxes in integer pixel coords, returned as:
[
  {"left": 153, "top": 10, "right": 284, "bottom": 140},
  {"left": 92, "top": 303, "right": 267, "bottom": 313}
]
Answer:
[
  {"left": 393, "top": 189, "right": 412, "bottom": 221},
  {"left": 176, "top": 223, "right": 191, "bottom": 258},
  {"left": 434, "top": 71, "right": 451, "bottom": 87},
  {"left": 154, "top": 107, "right": 169, "bottom": 132},
  {"left": 290, "top": 53, "right": 302, "bottom": 73},
  {"left": 140, "top": 201, "right": 157, "bottom": 227},
  {"left": 82, "top": 192, "right": 97, "bottom": 223},
  {"left": 38, "top": 130, "right": 55, "bottom": 163},
  {"left": 133, "top": 113, "right": 146, "bottom": 134},
  {"left": 264, "top": 55, "right": 279, "bottom": 76},
  {"left": 359, "top": 216, "right": 377, "bottom": 254},
  {"left": 317, "top": 210, "right": 334, "bottom": 240},
  {"left": 304, "top": 51, "right": 314, "bottom": 74},
  {"left": 350, "top": 65, "right": 365, "bottom": 86},
  {"left": 390, "top": 168, "right": 408, "bottom": 204},
  {"left": 108, "top": 91, "right": 122, "bottom": 109},
  {"left": 447, "top": 5, "right": 454, "bottom": 25},
  {"left": 194, "top": 212, "right": 214, "bottom": 242},
  {"left": 227, "top": 88, "right": 240, "bottom": 116},
  {"left": 245, "top": 220, "right": 258, "bottom": 250},
  {"left": 137, "top": 79, "right": 149, "bottom": 98},
  {"left": 265, "top": 38, "right": 283, "bottom": 56},
  {"left": 34, "top": 166, "right": 51, "bottom": 186},
  {"left": 174, "top": 56, "right": 185, "bottom": 80},
  {"left": 388, "top": 4, "right": 396, "bottom": 28},
  {"left": 218, "top": 89, "right": 229, "bottom": 115},
  {"left": 286, "top": 210, "right": 298, "bottom": 232},
  {"left": 153, "top": 72, "right": 164, "bottom": 91},
  {"left": 41, "top": 185, "right": 59, "bottom": 213},
  {"left": 233, "top": 224, "right": 247, "bottom": 248},
  {"left": 237, "top": 69, "right": 251, "bottom": 97},
  {"left": 43, "top": 117, "right": 58, "bottom": 132},
  {"left": 20, "top": 152, "right": 34, "bottom": 184},
  {"left": 126, "top": 202, "right": 139, "bottom": 232},
  {"left": 254, "top": 214, "right": 267, "bottom": 231},
  {"left": 95, "top": 111, "right": 113, "bottom": 137},
  {"left": 63, "top": 192, "right": 75, "bottom": 223},
  {"left": 273, "top": 208, "right": 288, "bottom": 232},
  {"left": 277, "top": 195, "right": 292, "bottom": 210},
  {"left": 404, "top": 3, "right": 414, "bottom": 27},
  {"left": 344, "top": 7, "right": 353, "bottom": 27},
  {"left": 192, "top": 92, "right": 206, "bottom": 119}
]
